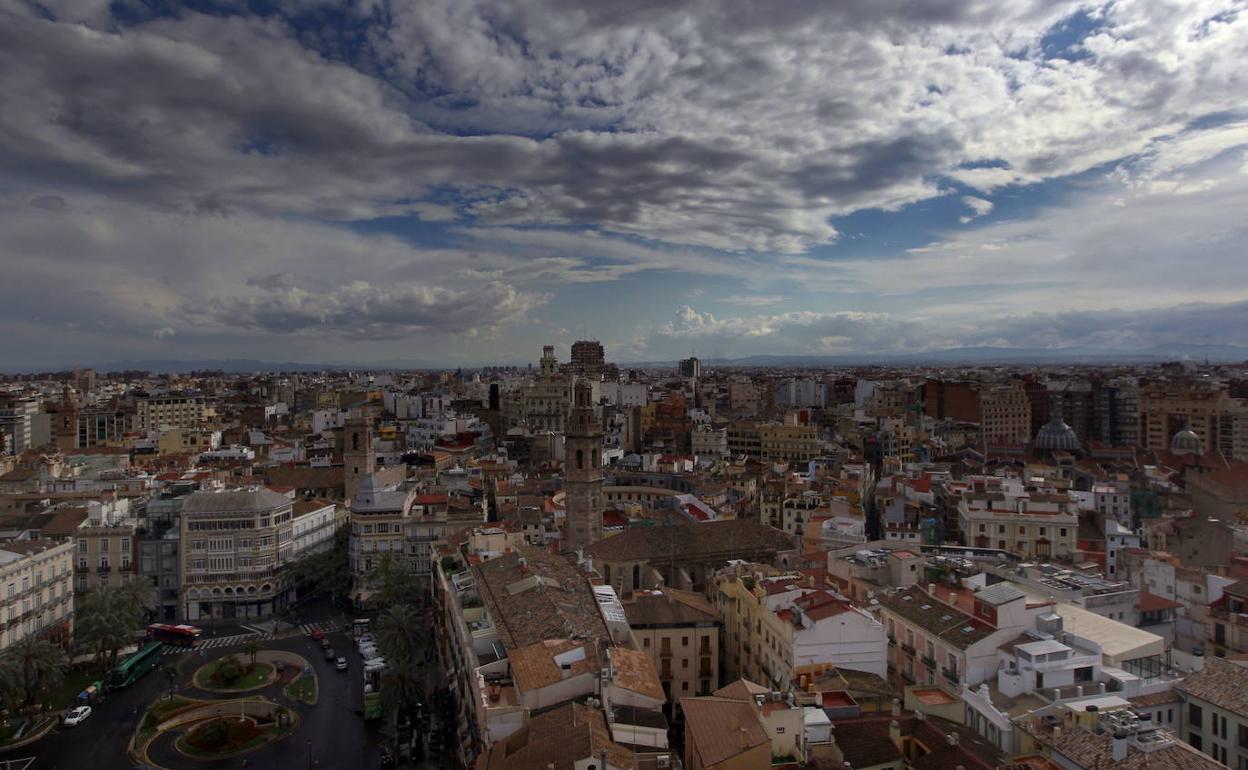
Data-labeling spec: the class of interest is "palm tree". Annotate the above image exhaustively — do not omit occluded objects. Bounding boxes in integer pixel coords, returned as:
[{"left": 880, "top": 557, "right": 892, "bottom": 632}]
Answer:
[
  {"left": 243, "top": 638, "right": 261, "bottom": 669},
  {"left": 119, "top": 576, "right": 159, "bottom": 623},
  {"left": 2, "top": 637, "right": 67, "bottom": 708},
  {"left": 369, "top": 552, "right": 418, "bottom": 608},
  {"left": 380, "top": 656, "right": 424, "bottom": 722},
  {"left": 75, "top": 586, "right": 133, "bottom": 670},
  {"left": 375, "top": 604, "right": 423, "bottom": 664}
]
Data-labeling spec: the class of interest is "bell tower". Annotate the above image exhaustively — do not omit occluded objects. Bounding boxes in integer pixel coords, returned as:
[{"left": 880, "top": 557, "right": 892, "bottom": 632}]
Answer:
[
  {"left": 343, "top": 417, "right": 374, "bottom": 505},
  {"left": 563, "top": 379, "right": 604, "bottom": 551}
]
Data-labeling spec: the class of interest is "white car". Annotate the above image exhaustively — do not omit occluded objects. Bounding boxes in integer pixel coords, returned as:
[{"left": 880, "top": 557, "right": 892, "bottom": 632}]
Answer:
[{"left": 64, "top": 705, "right": 92, "bottom": 726}]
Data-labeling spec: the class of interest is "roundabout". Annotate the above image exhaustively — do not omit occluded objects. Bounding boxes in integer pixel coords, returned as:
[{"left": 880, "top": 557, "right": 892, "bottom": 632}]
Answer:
[{"left": 133, "top": 648, "right": 317, "bottom": 768}]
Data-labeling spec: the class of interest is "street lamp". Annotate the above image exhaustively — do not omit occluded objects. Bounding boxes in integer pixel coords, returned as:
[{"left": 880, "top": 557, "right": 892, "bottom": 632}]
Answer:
[{"left": 306, "top": 738, "right": 312, "bottom": 770}]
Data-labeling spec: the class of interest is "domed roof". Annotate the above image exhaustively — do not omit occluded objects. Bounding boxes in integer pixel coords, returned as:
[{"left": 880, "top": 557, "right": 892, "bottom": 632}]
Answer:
[
  {"left": 1171, "top": 427, "right": 1204, "bottom": 456},
  {"left": 1034, "top": 416, "right": 1079, "bottom": 451}
]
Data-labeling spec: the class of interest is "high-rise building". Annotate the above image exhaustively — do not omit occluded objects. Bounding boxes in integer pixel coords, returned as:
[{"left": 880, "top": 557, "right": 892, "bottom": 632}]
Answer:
[
  {"left": 563, "top": 379, "right": 604, "bottom": 551},
  {"left": 1137, "top": 377, "right": 1228, "bottom": 453},
  {"left": 679, "top": 356, "right": 701, "bottom": 379},
  {"left": 569, "top": 339, "right": 604, "bottom": 370},
  {"left": 979, "top": 384, "right": 1032, "bottom": 445}
]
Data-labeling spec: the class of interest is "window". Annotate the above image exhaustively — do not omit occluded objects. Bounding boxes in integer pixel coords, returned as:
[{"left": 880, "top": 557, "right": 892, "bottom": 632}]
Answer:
[
  {"left": 78, "top": 540, "right": 87, "bottom": 553},
  {"left": 100, "top": 538, "right": 109, "bottom": 552},
  {"left": 1060, "top": 528, "right": 1068, "bottom": 537},
  {"left": 682, "top": 636, "right": 689, "bottom": 647},
  {"left": 120, "top": 537, "right": 130, "bottom": 551},
  {"left": 1190, "top": 703, "right": 1203, "bottom": 728},
  {"left": 1238, "top": 723, "right": 1248, "bottom": 749}
]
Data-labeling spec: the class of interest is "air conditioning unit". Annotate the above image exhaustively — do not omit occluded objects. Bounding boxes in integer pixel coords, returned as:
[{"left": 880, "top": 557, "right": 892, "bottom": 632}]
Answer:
[{"left": 657, "top": 755, "right": 671, "bottom": 769}]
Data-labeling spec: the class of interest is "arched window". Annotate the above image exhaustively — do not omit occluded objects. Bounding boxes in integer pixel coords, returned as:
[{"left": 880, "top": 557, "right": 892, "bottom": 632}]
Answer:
[
  {"left": 632, "top": 563, "right": 641, "bottom": 589},
  {"left": 352, "top": 432, "right": 360, "bottom": 451},
  {"left": 603, "top": 564, "right": 611, "bottom": 585},
  {"left": 576, "top": 449, "right": 584, "bottom": 470}
]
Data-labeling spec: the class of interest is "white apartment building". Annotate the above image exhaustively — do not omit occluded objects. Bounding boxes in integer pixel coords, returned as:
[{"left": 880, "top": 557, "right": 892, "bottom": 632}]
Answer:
[
  {"left": 715, "top": 571, "right": 887, "bottom": 691},
  {"left": 0, "top": 539, "right": 74, "bottom": 650},
  {"left": 879, "top": 582, "right": 1051, "bottom": 691},
  {"left": 290, "top": 500, "right": 341, "bottom": 559}
]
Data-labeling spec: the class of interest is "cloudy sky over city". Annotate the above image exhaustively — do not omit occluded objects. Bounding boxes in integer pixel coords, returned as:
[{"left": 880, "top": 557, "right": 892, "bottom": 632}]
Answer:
[{"left": 2, "top": 0, "right": 1247, "bottom": 367}]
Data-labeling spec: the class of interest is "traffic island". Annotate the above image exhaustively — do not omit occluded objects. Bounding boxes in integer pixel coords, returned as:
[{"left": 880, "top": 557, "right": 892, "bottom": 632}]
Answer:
[
  {"left": 192, "top": 656, "right": 276, "bottom": 693},
  {"left": 137, "top": 697, "right": 297, "bottom": 766},
  {"left": 173, "top": 713, "right": 294, "bottom": 760}
]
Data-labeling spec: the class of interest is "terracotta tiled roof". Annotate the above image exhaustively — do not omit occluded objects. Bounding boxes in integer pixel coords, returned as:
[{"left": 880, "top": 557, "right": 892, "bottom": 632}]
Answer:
[
  {"left": 679, "top": 696, "right": 768, "bottom": 768},
  {"left": 583, "top": 519, "right": 793, "bottom": 562},
  {"left": 1041, "top": 724, "right": 1223, "bottom": 770},
  {"left": 484, "top": 702, "right": 636, "bottom": 770},
  {"left": 1175, "top": 657, "right": 1248, "bottom": 719},
  {"left": 1138, "top": 591, "right": 1181, "bottom": 612}
]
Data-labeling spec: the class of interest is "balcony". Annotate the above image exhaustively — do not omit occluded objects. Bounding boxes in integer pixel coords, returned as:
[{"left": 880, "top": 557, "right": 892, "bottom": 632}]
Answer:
[
  {"left": 900, "top": 670, "right": 916, "bottom": 684},
  {"left": 97, "top": 565, "right": 111, "bottom": 573},
  {"left": 699, "top": 665, "right": 713, "bottom": 679},
  {"left": 921, "top": 654, "right": 937, "bottom": 669},
  {"left": 659, "top": 648, "right": 674, "bottom": 658},
  {"left": 887, "top": 634, "right": 896, "bottom": 647},
  {"left": 900, "top": 642, "right": 916, "bottom": 656},
  {"left": 75, "top": 564, "right": 89, "bottom": 574},
  {"left": 942, "top": 668, "right": 960, "bottom": 685}
]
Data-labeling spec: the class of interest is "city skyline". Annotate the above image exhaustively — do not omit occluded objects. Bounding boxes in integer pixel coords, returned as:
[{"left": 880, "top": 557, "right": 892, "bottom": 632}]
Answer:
[{"left": 2, "top": 1, "right": 1247, "bottom": 369}]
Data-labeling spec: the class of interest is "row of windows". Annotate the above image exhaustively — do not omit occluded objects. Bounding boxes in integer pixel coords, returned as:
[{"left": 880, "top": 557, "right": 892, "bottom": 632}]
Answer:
[{"left": 78, "top": 537, "right": 131, "bottom": 552}]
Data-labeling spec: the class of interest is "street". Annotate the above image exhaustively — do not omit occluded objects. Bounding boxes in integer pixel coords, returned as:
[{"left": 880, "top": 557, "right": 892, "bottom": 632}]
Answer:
[{"left": 1, "top": 599, "right": 408, "bottom": 770}]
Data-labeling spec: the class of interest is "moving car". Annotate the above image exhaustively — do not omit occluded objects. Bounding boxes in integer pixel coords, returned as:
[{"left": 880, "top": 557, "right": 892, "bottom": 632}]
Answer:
[
  {"left": 64, "top": 705, "right": 92, "bottom": 726},
  {"left": 324, "top": 646, "right": 336, "bottom": 661},
  {"left": 336, "top": 656, "right": 348, "bottom": 671}
]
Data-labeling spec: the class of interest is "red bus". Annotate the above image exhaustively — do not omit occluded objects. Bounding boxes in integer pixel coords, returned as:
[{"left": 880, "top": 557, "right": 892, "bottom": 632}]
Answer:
[{"left": 146, "top": 623, "right": 202, "bottom": 647}]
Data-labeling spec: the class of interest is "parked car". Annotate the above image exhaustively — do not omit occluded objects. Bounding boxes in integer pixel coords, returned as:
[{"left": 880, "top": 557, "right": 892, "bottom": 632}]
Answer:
[
  {"left": 64, "top": 706, "right": 92, "bottom": 727},
  {"left": 354, "top": 634, "right": 373, "bottom": 648},
  {"left": 358, "top": 644, "right": 378, "bottom": 659},
  {"left": 336, "top": 656, "right": 348, "bottom": 671},
  {"left": 320, "top": 637, "right": 332, "bottom": 650},
  {"left": 324, "top": 647, "right": 336, "bottom": 661}
]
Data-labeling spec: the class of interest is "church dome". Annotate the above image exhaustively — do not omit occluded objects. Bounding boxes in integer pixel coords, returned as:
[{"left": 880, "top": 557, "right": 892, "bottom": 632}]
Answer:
[
  {"left": 1034, "top": 416, "right": 1079, "bottom": 451},
  {"left": 1171, "top": 427, "right": 1204, "bottom": 456}
]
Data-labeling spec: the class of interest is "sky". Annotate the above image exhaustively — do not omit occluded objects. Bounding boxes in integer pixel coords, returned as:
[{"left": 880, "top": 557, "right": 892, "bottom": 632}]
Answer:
[{"left": 2, "top": 0, "right": 1247, "bottom": 368}]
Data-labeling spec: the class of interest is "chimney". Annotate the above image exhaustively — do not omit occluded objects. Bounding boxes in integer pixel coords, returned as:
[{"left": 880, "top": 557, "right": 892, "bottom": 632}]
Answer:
[
  {"left": 929, "top": 583, "right": 937, "bottom": 597},
  {"left": 889, "top": 720, "right": 901, "bottom": 746},
  {"left": 1076, "top": 686, "right": 1083, "bottom": 698},
  {"left": 946, "top": 733, "right": 959, "bottom": 747},
  {"left": 915, "top": 710, "right": 925, "bottom": 721},
  {"left": 891, "top": 699, "right": 901, "bottom": 717},
  {"left": 600, "top": 748, "right": 608, "bottom": 769},
  {"left": 1098, "top": 682, "right": 1107, "bottom": 694},
  {"left": 1111, "top": 732, "right": 1129, "bottom": 762},
  {"left": 950, "top": 591, "right": 958, "bottom": 605}
]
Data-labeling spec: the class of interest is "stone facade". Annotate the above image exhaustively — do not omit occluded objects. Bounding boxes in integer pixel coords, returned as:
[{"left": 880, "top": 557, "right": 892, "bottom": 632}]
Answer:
[{"left": 562, "top": 379, "right": 604, "bottom": 552}]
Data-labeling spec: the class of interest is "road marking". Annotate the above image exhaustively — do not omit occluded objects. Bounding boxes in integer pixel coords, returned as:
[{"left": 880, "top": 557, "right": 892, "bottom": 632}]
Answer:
[{"left": 0, "top": 758, "right": 36, "bottom": 770}]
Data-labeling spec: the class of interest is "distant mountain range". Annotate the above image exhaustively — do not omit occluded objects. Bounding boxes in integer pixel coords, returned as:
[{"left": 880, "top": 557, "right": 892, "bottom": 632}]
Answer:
[
  {"left": 12, "top": 343, "right": 1248, "bottom": 375},
  {"left": 655, "top": 343, "right": 1248, "bottom": 368}
]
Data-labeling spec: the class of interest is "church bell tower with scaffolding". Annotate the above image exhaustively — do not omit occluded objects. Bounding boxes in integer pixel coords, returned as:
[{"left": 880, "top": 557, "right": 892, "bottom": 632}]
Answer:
[{"left": 563, "top": 378, "right": 604, "bottom": 551}]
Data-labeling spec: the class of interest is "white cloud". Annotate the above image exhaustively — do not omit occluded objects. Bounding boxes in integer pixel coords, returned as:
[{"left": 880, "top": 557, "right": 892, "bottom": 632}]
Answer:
[{"left": 959, "top": 195, "right": 994, "bottom": 223}]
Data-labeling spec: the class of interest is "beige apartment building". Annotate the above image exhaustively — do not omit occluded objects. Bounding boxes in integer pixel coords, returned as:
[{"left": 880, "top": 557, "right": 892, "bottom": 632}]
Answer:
[
  {"left": 1138, "top": 377, "right": 1239, "bottom": 457},
  {"left": 959, "top": 494, "right": 1079, "bottom": 559},
  {"left": 623, "top": 588, "right": 721, "bottom": 702},
  {"left": 1, "top": 539, "right": 74, "bottom": 650},
  {"left": 180, "top": 487, "right": 295, "bottom": 621},
  {"left": 136, "top": 393, "right": 209, "bottom": 433},
  {"left": 758, "top": 416, "right": 819, "bottom": 463},
  {"left": 979, "top": 384, "right": 1032, "bottom": 444}
]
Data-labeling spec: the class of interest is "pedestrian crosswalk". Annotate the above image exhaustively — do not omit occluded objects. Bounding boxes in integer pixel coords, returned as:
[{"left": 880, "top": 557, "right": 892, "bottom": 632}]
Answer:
[
  {"left": 160, "top": 631, "right": 273, "bottom": 656},
  {"left": 156, "top": 620, "right": 342, "bottom": 656},
  {"left": 300, "top": 620, "right": 340, "bottom": 635}
]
